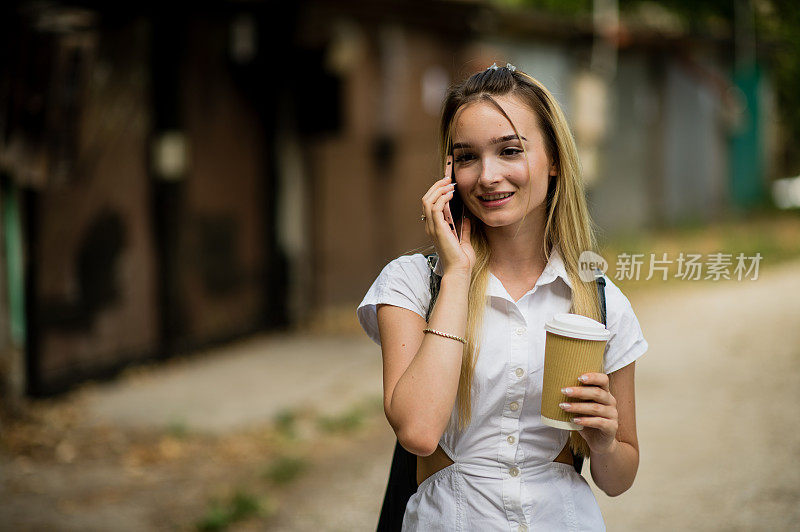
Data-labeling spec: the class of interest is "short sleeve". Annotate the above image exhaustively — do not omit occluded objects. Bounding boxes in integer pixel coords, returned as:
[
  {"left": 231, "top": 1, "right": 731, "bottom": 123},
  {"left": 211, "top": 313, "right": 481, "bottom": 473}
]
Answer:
[
  {"left": 601, "top": 276, "right": 649, "bottom": 374},
  {"left": 356, "top": 254, "right": 433, "bottom": 346}
]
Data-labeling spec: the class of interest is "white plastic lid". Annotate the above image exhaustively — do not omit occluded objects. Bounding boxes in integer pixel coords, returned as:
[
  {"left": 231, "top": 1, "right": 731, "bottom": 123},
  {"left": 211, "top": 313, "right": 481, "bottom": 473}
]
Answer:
[{"left": 544, "top": 313, "right": 610, "bottom": 341}]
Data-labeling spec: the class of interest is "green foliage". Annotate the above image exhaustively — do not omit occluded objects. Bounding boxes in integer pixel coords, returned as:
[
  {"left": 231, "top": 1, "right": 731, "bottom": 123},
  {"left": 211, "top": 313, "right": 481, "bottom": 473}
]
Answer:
[
  {"left": 166, "top": 419, "right": 189, "bottom": 439},
  {"left": 273, "top": 408, "right": 297, "bottom": 439},
  {"left": 196, "top": 502, "right": 230, "bottom": 532},
  {"left": 263, "top": 455, "right": 308, "bottom": 485},
  {"left": 317, "top": 406, "right": 366, "bottom": 433},
  {"left": 196, "top": 489, "right": 269, "bottom": 531},
  {"left": 494, "top": 0, "right": 592, "bottom": 16},
  {"left": 754, "top": 1, "right": 800, "bottom": 172},
  {"left": 228, "top": 491, "right": 262, "bottom": 521}
]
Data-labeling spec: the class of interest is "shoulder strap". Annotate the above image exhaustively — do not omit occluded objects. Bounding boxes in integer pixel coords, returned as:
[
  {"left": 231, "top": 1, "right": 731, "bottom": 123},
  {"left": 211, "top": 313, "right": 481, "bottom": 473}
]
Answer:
[
  {"left": 425, "top": 253, "right": 442, "bottom": 322},
  {"left": 595, "top": 268, "right": 607, "bottom": 326}
]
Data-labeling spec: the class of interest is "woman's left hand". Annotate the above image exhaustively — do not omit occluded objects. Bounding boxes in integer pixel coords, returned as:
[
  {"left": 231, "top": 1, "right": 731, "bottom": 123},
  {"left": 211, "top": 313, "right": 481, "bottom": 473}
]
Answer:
[{"left": 559, "top": 372, "right": 618, "bottom": 455}]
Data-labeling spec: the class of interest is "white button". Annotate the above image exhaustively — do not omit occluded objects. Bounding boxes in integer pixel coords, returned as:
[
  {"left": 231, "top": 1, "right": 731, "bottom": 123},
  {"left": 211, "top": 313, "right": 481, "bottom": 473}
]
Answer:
[
  {"left": 509, "top": 401, "right": 519, "bottom": 411},
  {"left": 515, "top": 367, "right": 524, "bottom": 377},
  {"left": 515, "top": 327, "right": 526, "bottom": 335},
  {"left": 509, "top": 466, "right": 520, "bottom": 477},
  {"left": 507, "top": 435, "right": 516, "bottom": 444}
]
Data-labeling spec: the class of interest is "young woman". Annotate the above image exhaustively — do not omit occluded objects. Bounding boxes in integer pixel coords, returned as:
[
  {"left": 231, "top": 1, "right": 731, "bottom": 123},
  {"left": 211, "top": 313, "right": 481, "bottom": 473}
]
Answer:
[{"left": 357, "top": 63, "right": 648, "bottom": 531}]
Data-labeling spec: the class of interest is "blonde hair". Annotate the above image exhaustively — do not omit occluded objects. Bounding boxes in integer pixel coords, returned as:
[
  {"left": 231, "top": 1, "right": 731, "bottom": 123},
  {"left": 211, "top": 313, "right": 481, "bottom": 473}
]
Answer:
[{"left": 417, "top": 65, "right": 602, "bottom": 458}]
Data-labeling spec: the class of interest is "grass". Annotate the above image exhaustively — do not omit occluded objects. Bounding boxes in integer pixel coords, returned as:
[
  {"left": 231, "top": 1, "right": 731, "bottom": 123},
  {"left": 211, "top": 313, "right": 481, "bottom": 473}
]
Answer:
[
  {"left": 166, "top": 419, "right": 189, "bottom": 439},
  {"left": 196, "top": 489, "right": 273, "bottom": 531},
  {"left": 273, "top": 408, "right": 297, "bottom": 439},
  {"left": 316, "top": 405, "right": 367, "bottom": 434},
  {"left": 262, "top": 455, "right": 308, "bottom": 485}
]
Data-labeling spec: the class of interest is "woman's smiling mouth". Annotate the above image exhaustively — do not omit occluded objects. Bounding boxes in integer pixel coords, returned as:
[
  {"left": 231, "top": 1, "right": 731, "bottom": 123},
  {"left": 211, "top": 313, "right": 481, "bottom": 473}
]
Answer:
[{"left": 479, "top": 192, "right": 515, "bottom": 207}]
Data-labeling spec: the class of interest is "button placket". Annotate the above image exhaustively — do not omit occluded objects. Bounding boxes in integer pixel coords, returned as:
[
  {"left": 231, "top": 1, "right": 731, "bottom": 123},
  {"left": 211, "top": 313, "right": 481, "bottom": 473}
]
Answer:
[
  {"left": 501, "top": 316, "right": 527, "bottom": 468},
  {"left": 507, "top": 323, "right": 526, "bottom": 417},
  {"left": 501, "top": 311, "right": 530, "bottom": 530}
]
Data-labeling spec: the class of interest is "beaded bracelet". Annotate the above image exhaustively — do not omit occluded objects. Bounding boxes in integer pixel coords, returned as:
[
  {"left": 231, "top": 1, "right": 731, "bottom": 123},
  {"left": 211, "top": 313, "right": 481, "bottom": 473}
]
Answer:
[{"left": 423, "top": 328, "right": 467, "bottom": 345}]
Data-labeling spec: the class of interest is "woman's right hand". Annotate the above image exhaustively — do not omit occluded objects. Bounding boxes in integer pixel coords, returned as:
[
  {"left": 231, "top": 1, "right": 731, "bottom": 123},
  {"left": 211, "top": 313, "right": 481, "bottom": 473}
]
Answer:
[{"left": 422, "top": 156, "right": 475, "bottom": 276}]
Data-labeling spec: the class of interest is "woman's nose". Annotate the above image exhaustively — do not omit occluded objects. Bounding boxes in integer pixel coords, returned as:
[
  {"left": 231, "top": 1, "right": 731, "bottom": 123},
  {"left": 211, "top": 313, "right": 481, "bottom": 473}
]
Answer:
[{"left": 478, "top": 159, "right": 504, "bottom": 186}]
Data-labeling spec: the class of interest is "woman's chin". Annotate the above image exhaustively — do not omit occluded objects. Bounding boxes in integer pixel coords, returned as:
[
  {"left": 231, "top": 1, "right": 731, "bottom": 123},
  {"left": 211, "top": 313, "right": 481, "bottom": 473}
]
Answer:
[{"left": 477, "top": 215, "right": 520, "bottom": 229}]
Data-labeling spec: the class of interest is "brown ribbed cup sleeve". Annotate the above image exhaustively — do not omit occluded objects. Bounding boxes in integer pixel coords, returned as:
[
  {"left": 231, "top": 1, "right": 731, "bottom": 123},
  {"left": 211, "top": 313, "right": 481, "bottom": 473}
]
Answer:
[{"left": 541, "top": 332, "right": 607, "bottom": 428}]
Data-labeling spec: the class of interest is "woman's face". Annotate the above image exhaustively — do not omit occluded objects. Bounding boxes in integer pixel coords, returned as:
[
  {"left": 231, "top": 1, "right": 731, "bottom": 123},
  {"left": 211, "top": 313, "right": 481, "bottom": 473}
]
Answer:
[{"left": 451, "top": 94, "right": 556, "bottom": 230}]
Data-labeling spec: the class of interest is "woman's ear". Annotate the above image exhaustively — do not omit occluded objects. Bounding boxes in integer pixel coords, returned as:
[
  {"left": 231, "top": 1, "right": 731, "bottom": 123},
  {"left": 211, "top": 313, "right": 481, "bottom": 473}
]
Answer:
[{"left": 549, "top": 163, "right": 558, "bottom": 176}]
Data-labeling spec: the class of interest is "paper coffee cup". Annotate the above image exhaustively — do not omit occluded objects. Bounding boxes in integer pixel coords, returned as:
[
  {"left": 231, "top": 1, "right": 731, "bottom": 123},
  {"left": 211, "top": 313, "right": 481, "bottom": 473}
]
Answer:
[{"left": 540, "top": 313, "right": 611, "bottom": 431}]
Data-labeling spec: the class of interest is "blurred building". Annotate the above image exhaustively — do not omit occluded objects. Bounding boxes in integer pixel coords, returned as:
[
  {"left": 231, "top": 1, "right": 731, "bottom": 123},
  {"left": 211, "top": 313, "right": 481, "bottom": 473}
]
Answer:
[{"left": 0, "top": 0, "right": 773, "bottom": 401}]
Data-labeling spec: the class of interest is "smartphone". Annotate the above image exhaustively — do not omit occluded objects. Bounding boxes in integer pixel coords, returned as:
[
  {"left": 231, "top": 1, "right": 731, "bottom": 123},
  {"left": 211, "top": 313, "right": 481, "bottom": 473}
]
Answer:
[{"left": 443, "top": 154, "right": 465, "bottom": 241}]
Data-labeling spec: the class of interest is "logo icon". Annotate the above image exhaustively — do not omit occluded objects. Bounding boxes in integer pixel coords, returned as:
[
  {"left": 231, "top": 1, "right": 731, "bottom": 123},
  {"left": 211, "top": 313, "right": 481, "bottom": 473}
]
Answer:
[{"left": 578, "top": 250, "right": 608, "bottom": 282}]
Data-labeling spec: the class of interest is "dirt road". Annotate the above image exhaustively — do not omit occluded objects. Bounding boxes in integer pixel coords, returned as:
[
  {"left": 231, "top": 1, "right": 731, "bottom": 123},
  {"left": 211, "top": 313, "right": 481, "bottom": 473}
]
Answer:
[
  {"left": 269, "top": 258, "right": 800, "bottom": 531},
  {"left": 2, "top": 258, "right": 799, "bottom": 531}
]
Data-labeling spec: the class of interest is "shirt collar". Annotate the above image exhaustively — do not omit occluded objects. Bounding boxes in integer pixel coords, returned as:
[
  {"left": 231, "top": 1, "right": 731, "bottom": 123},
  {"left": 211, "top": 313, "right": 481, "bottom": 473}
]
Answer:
[
  {"left": 432, "top": 244, "right": 572, "bottom": 299},
  {"left": 539, "top": 243, "right": 573, "bottom": 289},
  {"left": 486, "top": 243, "right": 572, "bottom": 301}
]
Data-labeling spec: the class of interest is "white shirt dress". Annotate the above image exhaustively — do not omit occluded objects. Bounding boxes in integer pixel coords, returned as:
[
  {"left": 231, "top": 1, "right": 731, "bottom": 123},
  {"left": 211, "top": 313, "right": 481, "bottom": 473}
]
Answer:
[{"left": 357, "top": 245, "right": 648, "bottom": 531}]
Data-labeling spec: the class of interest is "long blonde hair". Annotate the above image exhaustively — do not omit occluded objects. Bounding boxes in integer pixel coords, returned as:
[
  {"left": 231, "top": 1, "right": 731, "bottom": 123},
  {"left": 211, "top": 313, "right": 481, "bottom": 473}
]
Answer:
[{"left": 419, "top": 65, "right": 602, "bottom": 458}]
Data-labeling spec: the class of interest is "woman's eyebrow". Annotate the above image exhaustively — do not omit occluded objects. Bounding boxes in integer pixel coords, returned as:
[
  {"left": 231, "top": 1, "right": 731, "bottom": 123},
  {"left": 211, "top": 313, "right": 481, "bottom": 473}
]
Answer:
[{"left": 452, "top": 134, "right": 527, "bottom": 150}]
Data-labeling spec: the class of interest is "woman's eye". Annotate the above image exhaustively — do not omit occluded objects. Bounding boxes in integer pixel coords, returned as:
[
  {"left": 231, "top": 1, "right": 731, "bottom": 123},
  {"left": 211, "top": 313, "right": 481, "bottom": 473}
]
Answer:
[
  {"left": 454, "top": 153, "right": 474, "bottom": 163},
  {"left": 502, "top": 147, "right": 523, "bottom": 156}
]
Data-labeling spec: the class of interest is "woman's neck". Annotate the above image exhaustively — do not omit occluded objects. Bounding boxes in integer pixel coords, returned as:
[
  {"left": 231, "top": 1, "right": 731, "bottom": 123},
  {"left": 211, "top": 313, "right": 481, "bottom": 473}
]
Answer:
[{"left": 484, "top": 211, "right": 548, "bottom": 277}]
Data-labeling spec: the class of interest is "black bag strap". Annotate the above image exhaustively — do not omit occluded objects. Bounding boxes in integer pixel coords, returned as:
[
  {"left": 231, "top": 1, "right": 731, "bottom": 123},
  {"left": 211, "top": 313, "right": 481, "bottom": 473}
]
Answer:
[
  {"left": 376, "top": 439, "right": 418, "bottom": 531},
  {"left": 595, "top": 267, "right": 607, "bottom": 326},
  {"left": 375, "top": 254, "right": 607, "bottom": 530},
  {"left": 424, "top": 253, "right": 442, "bottom": 322}
]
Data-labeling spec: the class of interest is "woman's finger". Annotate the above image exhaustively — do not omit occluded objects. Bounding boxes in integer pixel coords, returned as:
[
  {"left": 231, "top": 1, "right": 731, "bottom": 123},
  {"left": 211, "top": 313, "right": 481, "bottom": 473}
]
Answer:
[
  {"left": 572, "top": 416, "right": 618, "bottom": 434},
  {"left": 421, "top": 177, "right": 454, "bottom": 219},
  {"left": 429, "top": 190, "right": 460, "bottom": 250},
  {"left": 421, "top": 184, "right": 451, "bottom": 232},
  {"left": 578, "top": 372, "right": 610, "bottom": 390},
  {"left": 559, "top": 401, "right": 617, "bottom": 420},
  {"left": 431, "top": 188, "right": 455, "bottom": 228},
  {"left": 424, "top": 155, "right": 453, "bottom": 211},
  {"left": 561, "top": 385, "right": 615, "bottom": 406},
  {"left": 422, "top": 175, "right": 453, "bottom": 201},
  {"left": 423, "top": 181, "right": 454, "bottom": 237}
]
